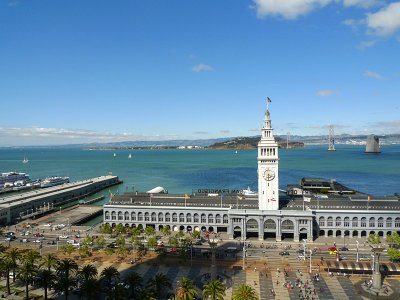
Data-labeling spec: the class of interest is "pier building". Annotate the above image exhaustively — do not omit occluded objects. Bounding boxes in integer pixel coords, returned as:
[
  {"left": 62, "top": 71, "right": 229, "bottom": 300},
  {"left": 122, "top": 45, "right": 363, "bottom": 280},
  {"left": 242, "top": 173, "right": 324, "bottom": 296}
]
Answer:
[
  {"left": 0, "top": 175, "right": 121, "bottom": 225},
  {"left": 103, "top": 102, "right": 400, "bottom": 242}
]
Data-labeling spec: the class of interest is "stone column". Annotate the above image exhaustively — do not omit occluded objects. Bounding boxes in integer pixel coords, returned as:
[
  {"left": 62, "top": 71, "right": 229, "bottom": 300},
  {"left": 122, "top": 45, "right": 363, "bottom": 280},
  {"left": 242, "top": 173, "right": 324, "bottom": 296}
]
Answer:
[
  {"left": 372, "top": 251, "right": 382, "bottom": 290},
  {"left": 227, "top": 219, "right": 234, "bottom": 240},
  {"left": 276, "top": 218, "right": 282, "bottom": 242},
  {"left": 293, "top": 219, "right": 299, "bottom": 242},
  {"left": 259, "top": 217, "right": 264, "bottom": 241},
  {"left": 242, "top": 218, "right": 247, "bottom": 241}
]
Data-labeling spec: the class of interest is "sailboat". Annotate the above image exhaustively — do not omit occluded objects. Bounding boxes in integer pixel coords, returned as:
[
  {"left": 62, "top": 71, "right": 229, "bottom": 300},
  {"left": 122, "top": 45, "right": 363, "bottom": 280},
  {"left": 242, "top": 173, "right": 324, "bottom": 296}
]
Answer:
[
  {"left": 128, "top": 154, "right": 132, "bottom": 159},
  {"left": 113, "top": 153, "right": 116, "bottom": 157},
  {"left": 235, "top": 150, "right": 238, "bottom": 154},
  {"left": 22, "top": 157, "right": 29, "bottom": 164}
]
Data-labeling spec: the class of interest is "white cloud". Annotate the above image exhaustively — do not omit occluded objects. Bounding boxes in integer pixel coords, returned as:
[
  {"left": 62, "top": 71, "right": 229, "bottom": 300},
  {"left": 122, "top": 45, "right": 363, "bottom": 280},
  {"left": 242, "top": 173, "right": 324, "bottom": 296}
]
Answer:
[
  {"left": 193, "top": 131, "right": 209, "bottom": 135},
  {"left": 0, "top": 127, "right": 179, "bottom": 146},
  {"left": 192, "top": 64, "right": 214, "bottom": 72},
  {"left": 316, "top": 89, "right": 334, "bottom": 97},
  {"left": 364, "top": 70, "right": 385, "bottom": 80},
  {"left": 366, "top": 2, "right": 400, "bottom": 36},
  {"left": 343, "top": 0, "right": 381, "bottom": 9},
  {"left": 253, "top": 0, "right": 332, "bottom": 20},
  {"left": 368, "top": 120, "right": 400, "bottom": 133},
  {"left": 220, "top": 130, "right": 230, "bottom": 134},
  {"left": 358, "top": 39, "right": 380, "bottom": 48}
]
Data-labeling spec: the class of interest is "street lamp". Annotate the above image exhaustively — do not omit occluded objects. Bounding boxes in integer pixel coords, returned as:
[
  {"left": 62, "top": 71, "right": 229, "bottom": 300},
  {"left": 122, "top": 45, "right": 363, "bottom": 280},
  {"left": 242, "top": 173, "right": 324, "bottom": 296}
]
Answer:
[
  {"left": 208, "top": 237, "right": 218, "bottom": 280},
  {"left": 356, "top": 240, "right": 359, "bottom": 262},
  {"left": 242, "top": 242, "right": 246, "bottom": 270},
  {"left": 309, "top": 249, "right": 312, "bottom": 274},
  {"left": 302, "top": 239, "right": 307, "bottom": 261}
]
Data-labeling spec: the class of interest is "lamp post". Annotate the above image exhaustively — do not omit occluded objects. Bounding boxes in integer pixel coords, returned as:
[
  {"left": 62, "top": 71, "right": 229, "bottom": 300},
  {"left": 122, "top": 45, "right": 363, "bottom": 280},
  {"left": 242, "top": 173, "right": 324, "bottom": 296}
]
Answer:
[
  {"left": 242, "top": 242, "right": 246, "bottom": 270},
  {"left": 356, "top": 240, "right": 359, "bottom": 262},
  {"left": 309, "top": 249, "right": 312, "bottom": 274},
  {"left": 208, "top": 237, "right": 218, "bottom": 280},
  {"left": 302, "top": 239, "right": 307, "bottom": 261}
]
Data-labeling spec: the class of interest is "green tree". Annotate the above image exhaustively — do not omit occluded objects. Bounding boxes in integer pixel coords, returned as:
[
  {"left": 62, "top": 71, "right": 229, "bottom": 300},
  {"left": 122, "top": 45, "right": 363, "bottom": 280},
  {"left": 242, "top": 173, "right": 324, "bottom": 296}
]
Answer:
[
  {"left": 192, "top": 230, "right": 201, "bottom": 239},
  {"left": 114, "top": 223, "right": 126, "bottom": 235},
  {"left": 79, "top": 243, "right": 91, "bottom": 257},
  {"left": 169, "top": 237, "right": 179, "bottom": 248},
  {"left": 232, "top": 283, "right": 259, "bottom": 300},
  {"left": 81, "top": 278, "right": 100, "bottom": 300},
  {"left": 18, "top": 257, "right": 38, "bottom": 300},
  {"left": 147, "top": 272, "right": 172, "bottom": 299},
  {"left": 78, "top": 263, "right": 98, "bottom": 283},
  {"left": 60, "top": 244, "right": 75, "bottom": 256},
  {"left": 130, "top": 226, "right": 141, "bottom": 238},
  {"left": 0, "top": 257, "right": 14, "bottom": 295},
  {"left": 54, "top": 258, "right": 79, "bottom": 300},
  {"left": 175, "top": 230, "right": 185, "bottom": 240},
  {"left": 41, "top": 253, "right": 59, "bottom": 271},
  {"left": 176, "top": 277, "right": 198, "bottom": 300},
  {"left": 94, "top": 235, "right": 106, "bottom": 249},
  {"left": 5, "top": 247, "right": 21, "bottom": 283},
  {"left": 161, "top": 226, "right": 171, "bottom": 238},
  {"left": 144, "top": 225, "right": 156, "bottom": 238},
  {"left": 136, "top": 288, "right": 156, "bottom": 300},
  {"left": 115, "top": 235, "right": 129, "bottom": 257},
  {"left": 100, "top": 266, "right": 120, "bottom": 289},
  {"left": 104, "top": 246, "right": 115, "bottom": 255},
  {"left": 124, "top": 271, "right": 143, "bottom": 298},
  {"left": 202, "top": 279, "right": 226, "bottom": 300},
  {"left": 37, "top": 268, "right": 56, "bottom": 300},
  {"left": 24, "top": 249, "right": 41, "bottom": 264},
  {"left": 387, "top": 248, "right": 400, "bottom": 262},
  {"left": 367, "top": 233, "right": 381, "bottom": 245},
  {"left": 100, "top": 223, "right": 112, "bottom": 234},
  {"left": 107, "top": 284, "right": 128, "bottom": 300},
  {"left": 387, "top": 232, "right": 400, "bottom": 246},
  {"left": 148, "top": 237, "right": 157, "bottom": 250}
]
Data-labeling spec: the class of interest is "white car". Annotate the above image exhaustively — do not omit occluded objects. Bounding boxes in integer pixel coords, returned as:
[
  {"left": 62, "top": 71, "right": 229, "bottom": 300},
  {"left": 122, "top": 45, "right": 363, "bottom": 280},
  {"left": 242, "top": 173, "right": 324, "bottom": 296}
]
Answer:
[
  {"left": 33, "top": 239, "right": 42, "bottom": 243},
  {"left": 59, "top": 235, "right": 69, "bottom": 239}
]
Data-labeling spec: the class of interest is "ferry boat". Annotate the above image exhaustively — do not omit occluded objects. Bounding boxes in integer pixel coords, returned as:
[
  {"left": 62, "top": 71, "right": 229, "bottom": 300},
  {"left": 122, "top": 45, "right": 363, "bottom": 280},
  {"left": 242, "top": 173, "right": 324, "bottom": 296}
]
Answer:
[
  {"left": 40, "top": 176, "right": 70, "bottom": 188},
  {"left": 0, "top": 172, "right": 30, "bottom": 189},
  {"left": 240, "top": 186, "right": 258, "bottom": 196}
]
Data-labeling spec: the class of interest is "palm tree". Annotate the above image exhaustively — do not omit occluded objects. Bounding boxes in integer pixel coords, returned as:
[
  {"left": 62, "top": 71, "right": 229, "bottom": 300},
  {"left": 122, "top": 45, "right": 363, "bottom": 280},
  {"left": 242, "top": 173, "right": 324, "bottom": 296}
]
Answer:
[
  {"left": 37, "top": 268, "right": 56, "bottom": 300},
  {"left": 80, "top": 278, "right": 100, "bottom": 300},
  {"left": 5, "top": 247, "right": 21, "bottom": 283},
  {"left": 202, "top": 279, "right": 226, "bottom": 300},
  {"left": 55, "top": 258, "right": 79, "bottom": 300},
  {"left": 124, "top": 271, "right": 143, "bottom": 298},
  {"left": 147, "top": 272, "right": 172, "bottom": 299},
  {"left": 0, "top": 257, "right": 14, "bottom": 295},
  {"left": 78, "top": 263, "right": 98, "bottom": 283},
  {"left": 17, "top": 258, "right": 38, "bottom": 300},
  {"left": 24, "top": 249, "right": 41, "bottom": 264},
  {"left": 232, "top": 283, "right": 259, "bottom": 300},
  {"left": 176, "top": 277, "right": 198, "bottom": 300},
  {"left": 100, "top": 266, "right": 120, "bottom": 289},
  {"left": 136, "top": 288, "right": 156, "bottom": 300},
  {"left": 41, "top": 253, "right": 59, "bottom": 271},
  {"left": 106, "top": 283, "right": 128, "bottom": 300}
]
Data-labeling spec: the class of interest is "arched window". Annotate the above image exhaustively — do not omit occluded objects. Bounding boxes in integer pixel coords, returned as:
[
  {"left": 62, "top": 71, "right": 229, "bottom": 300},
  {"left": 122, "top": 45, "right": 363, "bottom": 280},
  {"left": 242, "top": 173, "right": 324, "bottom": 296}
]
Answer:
[
  {"left": 118, "top": 211, "right": 123, "bottom": 221},
  {"left": 165, "top": 213, "right": 171, "bottom": 222},
  {"left": 264, "top": 219, "right": 276, "bottom": 229},
  {"left": 327, "top": 217, "right": 333, "bottom": 226},
  {"left": 131, "top": 212, "right": 136, "bottom": 221},
  {"left": 386, "top": 217, "right": 392, "bottom": 228},
  {"left": 124, "top": 211, "right": 129, "bottom": 221},
  {"left": 344, "top": 217, "right": 350, "bottom": 227},
  {"left": 319, "top": 217, "right": 325, "bottom": 226},
  {"left": 208, "top": 214, "right": 214, "bottom": 223},
  {"left": 336, "top": 217, "right": 342, "bottom": 227},
  {"left": 172, "top": 213, "right": 177, "bottom": 222},
  {"left": 151, "top": 212, "right": 157, "bottom": 222},
  {"left": 223, "top": 214, "right": 229, "bottom": 224},
  {"left": 395, "top": 218, "right": 400, "bottom": 228},
  {"left": 361, "top": 217, "right": 367, "bottom": 227},
  {"left": 201, "top": 214, "right": 206, "bottom": 223},
  {"left": 378, "top": 217, "right": 384, "bottom": 228},
  {"left": 158, "top": 212, "right": 163, "bottom": 222},
  {"left": 138, "top": 212, "right": 143, "bottom": 221},
  {"left": 144, "top": 212, "right": 150, "bottom": 221},
  {"left": 111, "top": 211, "right": 116, "bottom": 220},
  {"left": 369, "top": 217, "right": 375, "bottom": 227},
  {"left": 186, "top": 213, "right": 192, "bottom": 222},
  {"left": 194, "top": 214, "right": 199, "bottom": 223},
  {"left": 105, "top": 211, "right": 110, "bottom": 220},
  {"left": 179, "top": 213, "right": 185, "bottom": 223},
  {"left": 352, "top": 217, "right": 358, "bottom": 227},
  {"left": 215, "top": 214, "right": 221, "bottom": 224},
  {"left": 282, "top": 219, "right": 294, "bottom": 230}
]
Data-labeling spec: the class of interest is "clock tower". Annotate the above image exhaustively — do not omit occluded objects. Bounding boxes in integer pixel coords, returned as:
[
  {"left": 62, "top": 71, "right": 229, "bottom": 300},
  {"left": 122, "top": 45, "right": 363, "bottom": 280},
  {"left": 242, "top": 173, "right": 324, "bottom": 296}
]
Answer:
[{"left": 258, "top": 99, "right": 279, "bottom": 210}]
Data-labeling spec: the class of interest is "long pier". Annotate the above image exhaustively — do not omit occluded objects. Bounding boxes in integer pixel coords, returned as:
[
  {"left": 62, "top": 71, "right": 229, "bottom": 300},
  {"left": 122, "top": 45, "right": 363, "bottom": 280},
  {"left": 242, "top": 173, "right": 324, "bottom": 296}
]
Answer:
[{"left": 0, "top": 175, "right": 121, "bottom": 225}]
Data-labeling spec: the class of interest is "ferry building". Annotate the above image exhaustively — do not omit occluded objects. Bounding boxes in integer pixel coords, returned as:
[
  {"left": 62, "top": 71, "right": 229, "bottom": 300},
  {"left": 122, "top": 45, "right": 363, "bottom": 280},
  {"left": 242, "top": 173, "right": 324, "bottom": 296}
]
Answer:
[{"left": 103, "top": 102, "right": 400, "bottom": 242}]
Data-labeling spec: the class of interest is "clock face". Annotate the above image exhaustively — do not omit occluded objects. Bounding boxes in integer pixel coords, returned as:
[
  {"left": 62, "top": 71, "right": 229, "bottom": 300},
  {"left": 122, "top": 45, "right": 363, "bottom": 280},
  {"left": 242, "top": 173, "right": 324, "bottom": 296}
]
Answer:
[{"left": 263, "top": 168, "right": 275, "bottom": 181}]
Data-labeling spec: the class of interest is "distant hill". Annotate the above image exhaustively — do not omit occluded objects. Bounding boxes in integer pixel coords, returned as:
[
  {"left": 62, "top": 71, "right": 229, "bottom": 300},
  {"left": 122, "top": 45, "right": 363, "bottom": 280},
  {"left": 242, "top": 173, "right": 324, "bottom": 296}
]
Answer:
[{"left": 208, "top": 136, "right": 304, "bottom": 149}]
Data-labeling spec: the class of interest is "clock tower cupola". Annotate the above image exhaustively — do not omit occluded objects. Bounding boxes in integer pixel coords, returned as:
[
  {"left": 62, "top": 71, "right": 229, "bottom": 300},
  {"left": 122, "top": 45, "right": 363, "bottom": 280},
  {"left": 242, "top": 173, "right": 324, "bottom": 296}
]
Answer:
[{"left": 258, "top": 98, "right": 279, "bottom": 210}]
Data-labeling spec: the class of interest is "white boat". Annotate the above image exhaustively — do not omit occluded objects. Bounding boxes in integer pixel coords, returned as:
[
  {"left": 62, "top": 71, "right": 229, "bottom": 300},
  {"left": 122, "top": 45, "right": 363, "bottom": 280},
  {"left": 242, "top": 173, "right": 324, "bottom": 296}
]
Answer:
[
  {"left": 113, "top": 153, "right": 116, "bottom": 157},
  {"left": 22, "top": 157, "right": 29, "bottom": 164},
  {"left": 0, "top": 172, "right": 30, "bottom": 189},
  {"left": 128, "top": 154, "right": 132, "bottom": 159},
  {"left": 235, "top": 150, "right": 238, "bottom": 154},
  {"left": 40, "top": 177, "right": 70, "bottom": 188},
  {"left": 241, "top": 186, "right": 258, "bottom": 196}
]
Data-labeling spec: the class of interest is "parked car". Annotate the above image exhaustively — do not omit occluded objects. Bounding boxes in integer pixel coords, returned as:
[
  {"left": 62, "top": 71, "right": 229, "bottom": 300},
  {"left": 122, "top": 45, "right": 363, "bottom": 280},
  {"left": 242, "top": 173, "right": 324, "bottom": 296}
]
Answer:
[
  {"left": 20, "top": 238, "right": 29, "bottom": 243},
  {"left": 279, "top": 251, "right": 290, "bottom": 256},
  {"left": 359, "top": 256, "right": 371, "bottom": 261},
  {"left": 33, "top": 233, "right": 44, "bottom": 237},
  {"left": 59, "top": 235, "right": 69, "bottom": 239},
  {"left": 339, "top": 247, "right": 349, "bottom": 251}
]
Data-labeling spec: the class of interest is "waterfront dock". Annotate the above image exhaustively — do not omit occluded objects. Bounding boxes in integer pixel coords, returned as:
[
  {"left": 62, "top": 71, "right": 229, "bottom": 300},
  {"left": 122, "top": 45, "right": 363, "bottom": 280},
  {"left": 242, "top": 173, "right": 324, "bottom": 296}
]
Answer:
[{"left": 0, "top": 175, "right": 121, "bottom": 225}]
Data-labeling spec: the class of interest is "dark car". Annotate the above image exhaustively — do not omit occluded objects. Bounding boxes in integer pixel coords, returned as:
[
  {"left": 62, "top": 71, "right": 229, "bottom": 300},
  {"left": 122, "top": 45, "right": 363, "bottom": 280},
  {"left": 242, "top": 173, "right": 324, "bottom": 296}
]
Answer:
[
  {"left": 279, "top": 251, "right": 290, "bottom": 256},
  {"left": 339, "top": 247, "right": 349, "bottom": 251}
]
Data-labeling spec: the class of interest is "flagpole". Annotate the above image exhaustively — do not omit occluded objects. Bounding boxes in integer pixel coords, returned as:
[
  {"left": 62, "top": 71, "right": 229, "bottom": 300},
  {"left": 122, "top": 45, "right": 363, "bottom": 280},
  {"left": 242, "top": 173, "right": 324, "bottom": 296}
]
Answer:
[{"left": 303, "top": 197, "right": 305, "bottom": 211}]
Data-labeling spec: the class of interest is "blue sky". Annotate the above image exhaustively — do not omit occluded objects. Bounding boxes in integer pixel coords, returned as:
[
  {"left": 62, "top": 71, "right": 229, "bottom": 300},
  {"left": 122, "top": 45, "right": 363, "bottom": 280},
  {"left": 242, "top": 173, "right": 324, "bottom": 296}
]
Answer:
[{"left": 0, "top": 0, "right": 399, "bottom": 146}]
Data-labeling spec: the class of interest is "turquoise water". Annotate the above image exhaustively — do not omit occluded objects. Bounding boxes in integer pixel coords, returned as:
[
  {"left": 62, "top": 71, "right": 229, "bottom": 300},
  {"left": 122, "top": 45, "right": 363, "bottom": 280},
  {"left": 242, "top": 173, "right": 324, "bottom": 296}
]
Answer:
[{"left": 1, "top": 145, "right": 399, "bottom": 203}]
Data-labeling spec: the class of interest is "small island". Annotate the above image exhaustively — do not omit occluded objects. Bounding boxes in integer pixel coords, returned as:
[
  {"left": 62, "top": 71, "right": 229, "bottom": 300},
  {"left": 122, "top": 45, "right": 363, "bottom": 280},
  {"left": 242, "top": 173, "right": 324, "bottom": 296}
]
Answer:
[{"left": 207, "top": 136, "right": 304, "bottom": 150}]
